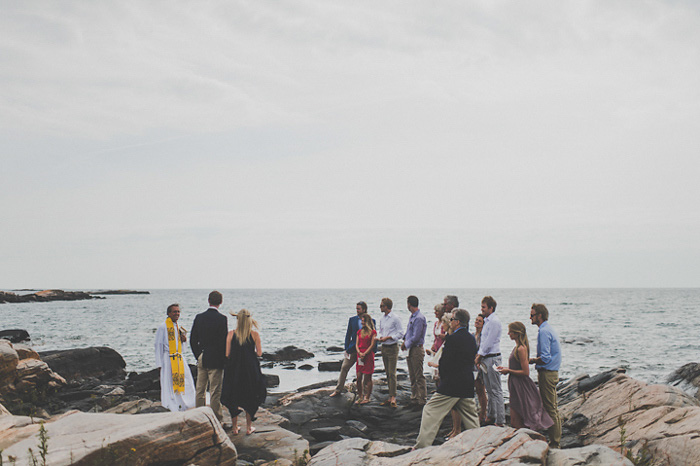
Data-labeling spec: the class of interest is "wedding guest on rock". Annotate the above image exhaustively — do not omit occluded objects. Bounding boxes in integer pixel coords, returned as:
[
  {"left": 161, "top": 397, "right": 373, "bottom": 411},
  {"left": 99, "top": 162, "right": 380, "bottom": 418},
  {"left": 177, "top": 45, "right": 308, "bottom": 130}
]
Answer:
[
  {"left": 402, "top": 295, "right": 427, "bottom": 407},
  {"left": 426, "top": 315, "right": 452, "bottom": 380},
  {"left": 529, "top": 303, "right": 562, "bottom": 448},
  {"left": 473, "top": 314, "right": 488, "bottom": 425},
  {"left": 155, "top": 303, "right": 196, "bottom": 412},
  {"left": 190, "top": 291, "right": 228, "bottom": 422},
  {"left": 330, "top": 301, "right": 366, "bottom": 397},
  {"left": 474, "top": 295, "right": 505, "bottom": 426},
  {"left": 377, "top": 297, "right": 403, "bottom": 408},
  {"left": 222, "top": 309, "right": 266, "bottom": 435},
  {"left": 427, "top": 303, "right": 447, "bottom": 356},
  {"left": 443, "top": 295, "right": 458, "bottom": 315},
  {"left": 414, "top": 309, "right": 479, "bottom": 449},
  {"left": 497, "top": 322, "right": 553, "bottom": 432},
  {"left": 355, "top": 313, "right": 377, "bottom": 404}
]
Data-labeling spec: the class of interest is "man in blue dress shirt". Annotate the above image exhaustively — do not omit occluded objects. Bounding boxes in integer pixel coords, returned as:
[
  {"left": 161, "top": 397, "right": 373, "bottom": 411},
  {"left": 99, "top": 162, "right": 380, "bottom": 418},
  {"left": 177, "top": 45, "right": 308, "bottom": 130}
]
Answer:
[
  {"left": 330, "top": 301, "right": 366, "bottom": 397},
  {"left": 529, "top": 303, "right": 562, "bottom": 448},
  {"left": 402, "top": 295, "right": 427, "bottom": 407}
]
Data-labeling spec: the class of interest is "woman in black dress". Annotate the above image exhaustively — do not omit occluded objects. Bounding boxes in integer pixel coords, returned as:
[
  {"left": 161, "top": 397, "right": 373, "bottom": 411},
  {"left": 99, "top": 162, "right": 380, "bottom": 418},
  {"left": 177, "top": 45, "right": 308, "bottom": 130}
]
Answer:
[{"left": 222, "top": 309, "right": 266, "bottom": 435}]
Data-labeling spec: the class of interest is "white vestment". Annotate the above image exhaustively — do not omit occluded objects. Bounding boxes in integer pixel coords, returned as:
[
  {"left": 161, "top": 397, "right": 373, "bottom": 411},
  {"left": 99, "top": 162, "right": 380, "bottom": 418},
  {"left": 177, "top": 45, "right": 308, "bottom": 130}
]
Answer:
[{"left": 155, "top": 321, "right": 196, "bottom": 412}]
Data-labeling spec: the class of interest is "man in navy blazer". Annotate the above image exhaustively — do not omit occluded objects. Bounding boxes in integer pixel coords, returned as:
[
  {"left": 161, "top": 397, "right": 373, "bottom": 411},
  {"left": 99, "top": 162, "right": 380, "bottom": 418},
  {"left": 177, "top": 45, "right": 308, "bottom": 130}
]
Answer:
[
  {"left": 330, "top": 301, "right": 366, "bottom": 397},
  {"left": 190, "top": 290, "right": 228, "bottom": 422},
  {"left": 415, "top": 308, "right": 480, "bottom": 449}
]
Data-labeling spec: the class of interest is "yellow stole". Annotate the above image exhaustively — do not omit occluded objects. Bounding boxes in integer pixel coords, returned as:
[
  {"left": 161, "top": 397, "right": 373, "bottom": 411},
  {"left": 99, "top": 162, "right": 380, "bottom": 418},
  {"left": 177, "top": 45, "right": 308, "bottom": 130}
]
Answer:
[{"left": 166, "top": 317, "right": 185, "bottom": 393}]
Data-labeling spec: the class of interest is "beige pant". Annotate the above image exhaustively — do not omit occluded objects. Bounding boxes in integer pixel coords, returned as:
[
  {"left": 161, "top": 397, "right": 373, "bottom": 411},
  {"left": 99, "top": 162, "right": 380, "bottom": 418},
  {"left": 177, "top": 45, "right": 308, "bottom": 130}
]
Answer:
[
  {"left": 407, "top": 346, "right": 427, "bottom": 404},
  {"left": 195, "top": 354, "right": 224, "bottom": 422},
  {"left": 333, "top": 352, "right": 357, "bottom": 393},
  {"left": 415, "top": 393, "right": 479, "bottom": 449},
  {"left": 381, "top": 344, "right": 399, "bottom": 397},
  {"left": 538, "top": 369, "right": 561, "bottom": 448}
]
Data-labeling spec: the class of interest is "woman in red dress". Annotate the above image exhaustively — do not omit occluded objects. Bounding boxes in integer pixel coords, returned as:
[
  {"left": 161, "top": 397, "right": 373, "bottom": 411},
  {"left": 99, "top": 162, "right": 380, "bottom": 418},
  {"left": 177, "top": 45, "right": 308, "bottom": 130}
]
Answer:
[{"left": 355, "top": 313, "right": 377, "bottom": 404}]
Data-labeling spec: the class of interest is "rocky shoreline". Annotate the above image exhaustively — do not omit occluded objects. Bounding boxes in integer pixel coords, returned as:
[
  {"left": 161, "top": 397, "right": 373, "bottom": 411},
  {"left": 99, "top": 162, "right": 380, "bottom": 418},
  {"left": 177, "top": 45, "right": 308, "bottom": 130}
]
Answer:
[{"left": 2, "top": 338, "right": 700, "bottom": 465}]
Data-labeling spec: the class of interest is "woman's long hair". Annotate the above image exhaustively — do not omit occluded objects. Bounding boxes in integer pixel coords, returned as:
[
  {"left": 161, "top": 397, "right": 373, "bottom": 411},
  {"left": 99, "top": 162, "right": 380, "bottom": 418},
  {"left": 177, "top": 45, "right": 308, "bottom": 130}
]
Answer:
[
  {"left": 235, "top": 309, "right": 259, "bottom": 345},
  {"left": 508, "top": 321, "right": 530, "bottom": 357},
  {"left": 360, "top": 313, "right": 375, "bottom": 336}
]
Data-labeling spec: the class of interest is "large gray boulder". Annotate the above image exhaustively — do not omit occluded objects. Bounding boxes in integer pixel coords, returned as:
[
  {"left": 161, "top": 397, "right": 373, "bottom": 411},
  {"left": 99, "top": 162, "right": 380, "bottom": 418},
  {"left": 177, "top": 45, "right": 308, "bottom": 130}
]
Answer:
[
  {"left": 0, "top": 407, "right": 236, "bottom": 465},
  {"left": 559, "top": 370, "right": 700, "bottom": 466}
]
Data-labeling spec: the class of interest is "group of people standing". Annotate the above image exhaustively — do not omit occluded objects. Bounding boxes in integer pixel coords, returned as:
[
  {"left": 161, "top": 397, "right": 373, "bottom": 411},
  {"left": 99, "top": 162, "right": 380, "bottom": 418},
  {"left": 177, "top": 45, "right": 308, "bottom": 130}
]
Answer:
[
  {"left": 330, "top": 296, "right": 429, "bottom": 409},
  {"left": 154, "top": 291, "right": 266, "bottom": 435},
  {"left": 330, "top": 294, "right": 562, "bottom": 450}
]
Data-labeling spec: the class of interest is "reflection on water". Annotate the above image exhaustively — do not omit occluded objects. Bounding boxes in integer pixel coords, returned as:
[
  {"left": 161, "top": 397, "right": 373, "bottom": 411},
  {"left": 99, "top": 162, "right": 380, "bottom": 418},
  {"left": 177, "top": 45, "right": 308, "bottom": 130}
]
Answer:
[{"left": 2, "top": 288, "right": 698, "bottom": 393}]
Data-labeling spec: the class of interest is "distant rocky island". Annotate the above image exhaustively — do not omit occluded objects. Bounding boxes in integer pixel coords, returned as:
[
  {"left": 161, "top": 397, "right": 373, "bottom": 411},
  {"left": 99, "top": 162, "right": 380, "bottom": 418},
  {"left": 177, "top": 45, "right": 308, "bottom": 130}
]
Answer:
[{"left": 0, "top": 289, "right": 149, "bottom": 304}]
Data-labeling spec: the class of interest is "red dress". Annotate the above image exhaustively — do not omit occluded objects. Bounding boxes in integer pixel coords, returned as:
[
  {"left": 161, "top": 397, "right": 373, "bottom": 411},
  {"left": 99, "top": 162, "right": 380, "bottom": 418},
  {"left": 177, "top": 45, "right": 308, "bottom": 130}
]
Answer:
[{"left": 356, "top": 329, "right": 376, "bottom": 375}]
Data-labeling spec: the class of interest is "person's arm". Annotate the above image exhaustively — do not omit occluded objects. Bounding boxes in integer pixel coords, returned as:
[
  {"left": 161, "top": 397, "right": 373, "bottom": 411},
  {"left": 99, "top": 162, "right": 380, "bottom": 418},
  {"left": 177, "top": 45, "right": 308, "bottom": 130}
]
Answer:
[
  {"left": 155, "top": 325, "right": 165, "bottom": 368},
  {"left": 497, "top": 346, "right": 530, "bottom": 376},
  {"left": 538, "top": 329, "right": 553, "bottom": 365},
  {"left": 226, "top": 330, "right": 234, "bottom": 358},
  {"left": 253, "top": 330, "right": 262, "bottom": 357},
  {"left": 368, "top": 331, "right": 377, "bottom": 355},
  {"left": 403, "top": 319, "right": 415, "bottom": 349},
  {"left": 390, "top": 316, "right": 404, "bottom": 342},
  {"left": 344, "top": 318, "right": 354, "bottom": 352},
  {"left": 190, "top": 317, "right": 201, "bottom": 360}
]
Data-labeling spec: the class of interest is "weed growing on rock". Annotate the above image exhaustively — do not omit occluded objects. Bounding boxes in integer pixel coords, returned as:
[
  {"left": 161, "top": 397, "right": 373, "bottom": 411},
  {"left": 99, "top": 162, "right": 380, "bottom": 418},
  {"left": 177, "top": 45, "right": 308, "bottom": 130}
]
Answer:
[
  {"left": 293, "top": 448, "right": 310, "bottom": 466},
  {"left": 617, "top": 416, "right": 660, "bottom": 466}
]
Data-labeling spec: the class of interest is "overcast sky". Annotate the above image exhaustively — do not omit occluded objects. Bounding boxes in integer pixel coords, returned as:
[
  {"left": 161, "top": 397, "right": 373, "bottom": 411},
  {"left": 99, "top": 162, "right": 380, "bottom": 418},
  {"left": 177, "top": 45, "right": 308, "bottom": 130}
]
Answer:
[{"left": 1, "top": 0, "right": 699, "bottom": 289}]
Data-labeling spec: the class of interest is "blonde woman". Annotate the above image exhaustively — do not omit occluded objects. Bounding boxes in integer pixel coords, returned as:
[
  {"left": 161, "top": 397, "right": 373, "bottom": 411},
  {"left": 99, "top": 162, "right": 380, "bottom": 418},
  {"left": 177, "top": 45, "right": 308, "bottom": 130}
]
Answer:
[
  {"left": 222, "top": 309, "right": 266, "bottom": 435},
  {"left": 497, "top": 322, "right": 553, "bottom": 431},
  {"left": 355, "top": 313, "right": 377, "bottom": 405}
]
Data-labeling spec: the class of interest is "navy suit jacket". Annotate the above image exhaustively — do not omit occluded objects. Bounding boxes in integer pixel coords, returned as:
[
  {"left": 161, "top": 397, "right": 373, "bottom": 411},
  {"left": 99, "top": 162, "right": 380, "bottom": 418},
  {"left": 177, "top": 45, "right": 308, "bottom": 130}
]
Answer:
[
  {"left": 344, "top": 315, "right": 362, "bottom": 353},
  {"left": 437, "top": 326, "right": 477, "bottom": 398},
  {"left": 190, "top": 307, "right": 228, "bottom": 369}
]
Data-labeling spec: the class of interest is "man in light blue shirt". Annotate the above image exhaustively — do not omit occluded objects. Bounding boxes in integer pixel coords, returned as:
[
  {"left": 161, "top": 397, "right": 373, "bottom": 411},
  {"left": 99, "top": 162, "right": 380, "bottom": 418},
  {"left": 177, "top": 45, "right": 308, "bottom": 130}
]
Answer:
[
  {"left": 378, "top": 297, "right": 403, "bottom": 407},
  {"left": 529, "top": 303, "right": 562, "bottom": 448}
]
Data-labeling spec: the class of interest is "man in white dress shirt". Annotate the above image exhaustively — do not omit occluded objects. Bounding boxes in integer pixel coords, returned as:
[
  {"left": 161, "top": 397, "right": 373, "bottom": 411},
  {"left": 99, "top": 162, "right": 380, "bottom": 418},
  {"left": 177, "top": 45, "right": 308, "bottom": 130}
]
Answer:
[
  {"left": 155, "top": 303, "right": 196, "bottom": 412},
  {"left": 474, "top": 296, "right": 505, "bottom": 426},
  {"left": 377, "top": 297, "right": 403, "bottom": 407}
]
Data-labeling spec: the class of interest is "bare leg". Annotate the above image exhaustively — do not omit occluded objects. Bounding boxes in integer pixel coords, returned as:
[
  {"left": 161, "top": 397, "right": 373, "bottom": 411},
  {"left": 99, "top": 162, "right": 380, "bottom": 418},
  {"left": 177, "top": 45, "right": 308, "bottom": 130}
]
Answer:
[
  {"left": 448, "top": 409, "right": 462, "bottom": 439},
  {"left": 356, "top": 372, "right": 364, "bottom": 403},
  {"left": 231, "top": 410, "right": 239, "bottom": 434},
  {"left": 510, "top": 407, "right": 524, "bottom": 429},
  {"left": 364, "top": 374, "right": 373, "bottom": 402},
  {"left": 246, "top": 412, "right": 255, "bottom": 435},
  {"left": 475, "top": 377, "right": 488, "bottom": 424}
]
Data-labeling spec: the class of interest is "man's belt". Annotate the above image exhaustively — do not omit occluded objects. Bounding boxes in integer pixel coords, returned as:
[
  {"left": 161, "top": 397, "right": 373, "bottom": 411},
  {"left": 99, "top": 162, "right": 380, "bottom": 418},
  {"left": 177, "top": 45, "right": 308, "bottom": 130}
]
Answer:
[{"left": 483, "top": 353, "right": 501, "bottom": 358}]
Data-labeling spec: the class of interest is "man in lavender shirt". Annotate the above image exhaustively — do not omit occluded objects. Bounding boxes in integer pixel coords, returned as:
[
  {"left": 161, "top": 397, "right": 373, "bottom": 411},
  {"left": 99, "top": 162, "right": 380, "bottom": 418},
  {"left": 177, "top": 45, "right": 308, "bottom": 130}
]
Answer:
[{"left": 402, "top": 295, "right": 427, "bottom": 407}]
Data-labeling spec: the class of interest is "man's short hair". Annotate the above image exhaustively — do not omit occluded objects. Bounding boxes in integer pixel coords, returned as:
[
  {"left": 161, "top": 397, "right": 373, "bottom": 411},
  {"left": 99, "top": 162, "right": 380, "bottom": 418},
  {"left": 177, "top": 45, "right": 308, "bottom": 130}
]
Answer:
[
  {"left": 381, "top": 297, "right": 393, "bottom": 310},
  {"left": 208, "top": 290, "right": 223, "bottom": 306},
  {"left": 167, "top": 303, "right": 180, "bottom": 315},
  {"left": 357, "top": 301, "right": 368, "bottom": 312},
  {"left": 482, "top": 296, "right": 497, "bottom": 312},
  {"left": 453, "top": 308, "right": 470, "bottom": 327},
  {"left": 444, "top": 295, "right": 459, "bottom": 307},
  {"left": 532, "top": 303, "right": 549, "bottom": 321},
  {"left": 407, "top": 295, "right": 419, "bottom": 308}
]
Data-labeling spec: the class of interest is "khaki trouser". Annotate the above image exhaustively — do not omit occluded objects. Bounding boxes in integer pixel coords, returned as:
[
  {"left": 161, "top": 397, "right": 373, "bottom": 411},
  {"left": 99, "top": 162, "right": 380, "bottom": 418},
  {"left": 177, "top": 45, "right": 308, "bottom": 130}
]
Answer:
[
  {"left": 407, "top": 346, "right": 427, "bottom": 404},
  {"left": 415, "top": 393, "right": 479, "bottom": 449},
  {"left": 538, "top": 369, "right": 562, "bottom": 448},
  {"left": 333, "top": 352, "right": 357, "bottom": 393},
  {"left": 381, "top": 344, "right": 399, "bottom": 397},
  {"left": 195, "top": 354, "right": 224, "bottom": 422}
]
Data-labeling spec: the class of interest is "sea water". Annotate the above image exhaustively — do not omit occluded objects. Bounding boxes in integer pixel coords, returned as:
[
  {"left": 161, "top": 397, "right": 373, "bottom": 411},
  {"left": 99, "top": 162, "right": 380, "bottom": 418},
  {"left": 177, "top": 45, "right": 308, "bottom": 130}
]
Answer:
[{"left": 2, "top": 288, "right": 698, "bottom": 393}]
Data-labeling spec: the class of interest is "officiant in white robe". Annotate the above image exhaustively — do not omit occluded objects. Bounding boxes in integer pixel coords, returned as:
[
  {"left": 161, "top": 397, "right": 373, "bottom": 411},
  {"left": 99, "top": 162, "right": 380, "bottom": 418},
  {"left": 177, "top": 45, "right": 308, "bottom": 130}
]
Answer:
[{"left": 155, "top": 303, "right": 196, "bottom": 412}]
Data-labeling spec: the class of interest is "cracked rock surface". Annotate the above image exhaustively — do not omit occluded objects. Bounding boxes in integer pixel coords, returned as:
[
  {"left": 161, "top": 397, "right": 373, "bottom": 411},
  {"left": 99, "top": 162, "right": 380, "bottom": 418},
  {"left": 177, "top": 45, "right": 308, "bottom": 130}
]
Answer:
[{"left": 559, "top": 370, "right": 700, "bottom": 466}]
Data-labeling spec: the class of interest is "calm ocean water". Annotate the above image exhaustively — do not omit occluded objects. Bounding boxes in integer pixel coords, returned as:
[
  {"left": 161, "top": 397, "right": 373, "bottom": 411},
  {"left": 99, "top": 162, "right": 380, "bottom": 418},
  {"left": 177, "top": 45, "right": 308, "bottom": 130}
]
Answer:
[{"left": 2, "top": 288, "right": 698, "bottom": 393}]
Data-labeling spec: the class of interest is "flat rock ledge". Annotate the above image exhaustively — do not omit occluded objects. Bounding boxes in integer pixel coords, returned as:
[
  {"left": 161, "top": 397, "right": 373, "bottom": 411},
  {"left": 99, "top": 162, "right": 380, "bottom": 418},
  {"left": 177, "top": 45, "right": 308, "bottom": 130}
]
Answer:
[
  {"left": 0, "top": 406, "right": 236, "bottom": 465},
  {"left": 308, "top": 427, "right": 631, "bottom": 466},
  {"left": 559, "top": 368, "right": 700, "bottom": 466}
]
